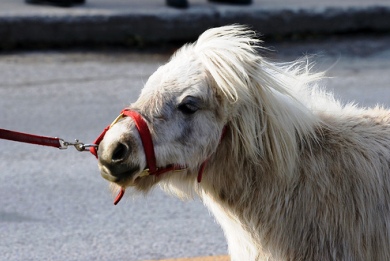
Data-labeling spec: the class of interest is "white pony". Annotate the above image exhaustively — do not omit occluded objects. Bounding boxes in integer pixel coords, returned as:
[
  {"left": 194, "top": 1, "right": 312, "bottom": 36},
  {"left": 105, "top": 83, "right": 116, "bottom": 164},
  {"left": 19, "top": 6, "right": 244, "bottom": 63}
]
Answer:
[{"left": 96, "top": 25, "right": 390, "bottom": 260}]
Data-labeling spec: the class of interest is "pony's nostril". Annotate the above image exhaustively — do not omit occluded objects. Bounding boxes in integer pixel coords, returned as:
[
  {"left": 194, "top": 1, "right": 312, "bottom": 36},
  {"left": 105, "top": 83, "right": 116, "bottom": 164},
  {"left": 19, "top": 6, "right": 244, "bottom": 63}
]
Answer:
[{"left": 111, "top": 142, "right": 129, "bottom": 163}]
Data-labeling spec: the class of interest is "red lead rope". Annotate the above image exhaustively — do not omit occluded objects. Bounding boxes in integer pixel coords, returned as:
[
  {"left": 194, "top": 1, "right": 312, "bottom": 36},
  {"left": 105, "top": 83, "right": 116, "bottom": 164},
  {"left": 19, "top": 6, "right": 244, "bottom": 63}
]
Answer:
[{"left": 0, "top": 128, "right": 62, "bottom": 148}]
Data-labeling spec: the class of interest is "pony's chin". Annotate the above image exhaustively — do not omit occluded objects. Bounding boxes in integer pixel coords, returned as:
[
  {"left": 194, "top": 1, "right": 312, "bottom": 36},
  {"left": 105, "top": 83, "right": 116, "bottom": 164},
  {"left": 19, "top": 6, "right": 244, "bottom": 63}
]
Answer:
[
  {"left": 106, "top": 168, "right": 180, "bottom": 193},
  {"left": 100, "top": 167, "right": 143, "bottom": 188}
]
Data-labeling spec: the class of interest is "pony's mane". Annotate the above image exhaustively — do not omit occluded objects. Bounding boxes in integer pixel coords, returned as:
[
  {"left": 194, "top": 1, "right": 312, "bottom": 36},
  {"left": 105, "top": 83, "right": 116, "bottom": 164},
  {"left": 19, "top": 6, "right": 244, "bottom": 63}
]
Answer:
[{"left": 192, "top": 25, "right": 324, "bottom": 176}]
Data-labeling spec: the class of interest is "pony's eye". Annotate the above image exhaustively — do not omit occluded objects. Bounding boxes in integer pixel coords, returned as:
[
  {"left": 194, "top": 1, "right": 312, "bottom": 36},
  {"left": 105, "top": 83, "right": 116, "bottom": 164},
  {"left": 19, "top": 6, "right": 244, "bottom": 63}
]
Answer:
[{"left": 178, "top": 102, "right": 199, "bottom": 115}]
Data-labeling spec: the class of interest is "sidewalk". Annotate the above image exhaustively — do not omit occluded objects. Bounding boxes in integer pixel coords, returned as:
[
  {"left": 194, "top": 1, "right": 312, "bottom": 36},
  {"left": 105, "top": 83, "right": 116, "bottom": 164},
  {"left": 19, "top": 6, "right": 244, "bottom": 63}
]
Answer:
[{"left": 0, "top": 0, "right": 389, "bottom": 49}]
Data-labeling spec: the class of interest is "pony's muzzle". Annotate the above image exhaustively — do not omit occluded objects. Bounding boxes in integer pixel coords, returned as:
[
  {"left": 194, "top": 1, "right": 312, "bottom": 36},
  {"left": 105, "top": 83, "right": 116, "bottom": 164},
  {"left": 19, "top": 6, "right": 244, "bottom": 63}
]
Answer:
[{"left": 97, "top": 138, "right": 140, "bottom": 183}]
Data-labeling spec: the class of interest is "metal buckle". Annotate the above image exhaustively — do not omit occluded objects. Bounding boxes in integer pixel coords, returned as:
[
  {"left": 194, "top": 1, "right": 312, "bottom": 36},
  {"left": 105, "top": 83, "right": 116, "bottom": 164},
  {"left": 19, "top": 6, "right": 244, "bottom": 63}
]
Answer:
[
  {"left": 58, "top": 139, "right": 98, "bottom": 152},
  {"left": 139, "top": 169, "right": 151, "bottom": 177},
  {"left": 174, "top": 168, "right": 187, "bottom": 172},
  {"left": 138, "top": 166, "right": 187, "bottom": 178}
]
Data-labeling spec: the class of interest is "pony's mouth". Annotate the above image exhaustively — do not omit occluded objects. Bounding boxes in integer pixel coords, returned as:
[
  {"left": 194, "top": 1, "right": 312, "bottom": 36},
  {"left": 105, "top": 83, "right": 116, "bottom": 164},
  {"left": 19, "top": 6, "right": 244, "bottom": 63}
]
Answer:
[
  {"left": 99, "top": 164, "right": 143, "bottom": 187},
  {"left": 101, "top": 165, "right": 162, "bottom": 205}
]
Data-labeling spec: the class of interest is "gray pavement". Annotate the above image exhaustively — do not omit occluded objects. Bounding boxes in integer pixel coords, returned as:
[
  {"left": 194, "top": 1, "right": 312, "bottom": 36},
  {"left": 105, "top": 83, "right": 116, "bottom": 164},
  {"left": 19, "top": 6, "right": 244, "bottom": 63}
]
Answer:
[
  {"left": 0, "top": 35, "right": 390, "bottom": 260},
  {"left": 0, "top": 0, "right": 390, "bottom": 48}
]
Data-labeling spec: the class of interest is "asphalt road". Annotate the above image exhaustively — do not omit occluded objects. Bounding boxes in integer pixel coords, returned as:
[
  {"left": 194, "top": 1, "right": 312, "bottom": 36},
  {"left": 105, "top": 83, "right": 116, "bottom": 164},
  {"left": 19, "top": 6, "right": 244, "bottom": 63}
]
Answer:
[{"left": 1, "top": 35, "right": 390, "bottom": 261}]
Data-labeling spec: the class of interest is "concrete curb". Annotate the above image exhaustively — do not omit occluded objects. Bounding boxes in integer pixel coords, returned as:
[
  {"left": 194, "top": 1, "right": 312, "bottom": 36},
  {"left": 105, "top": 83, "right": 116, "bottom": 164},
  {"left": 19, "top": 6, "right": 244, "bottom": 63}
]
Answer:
[{"left": 1, "top": 5, "right": 389, "bottom": 49}]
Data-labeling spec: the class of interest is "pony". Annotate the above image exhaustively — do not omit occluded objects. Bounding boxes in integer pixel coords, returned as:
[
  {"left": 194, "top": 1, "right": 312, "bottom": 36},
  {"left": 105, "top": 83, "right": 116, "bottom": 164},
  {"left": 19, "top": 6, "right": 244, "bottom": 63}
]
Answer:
[{"left": 96, "top": 25, "right": 390, "bottom": 260}]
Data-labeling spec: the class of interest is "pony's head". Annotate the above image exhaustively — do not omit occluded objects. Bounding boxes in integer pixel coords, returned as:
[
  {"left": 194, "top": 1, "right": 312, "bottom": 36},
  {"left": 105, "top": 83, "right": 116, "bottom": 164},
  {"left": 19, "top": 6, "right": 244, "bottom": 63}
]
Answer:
[{"left": 97, "top": 25, "right": 320, "bottom": 195}]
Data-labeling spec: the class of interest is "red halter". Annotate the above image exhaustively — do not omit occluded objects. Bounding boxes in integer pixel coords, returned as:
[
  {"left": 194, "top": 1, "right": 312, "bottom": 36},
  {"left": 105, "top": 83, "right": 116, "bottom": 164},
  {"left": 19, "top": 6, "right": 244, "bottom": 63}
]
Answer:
[
  {"left": 91, "top": 109, "right": 198, "bottom": 205},
  {"left": 90, "top": 108, "right": 186, "bottom": 173},
  {"left": 91, "top": 109, "right": 227, "bottom": 205}
]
